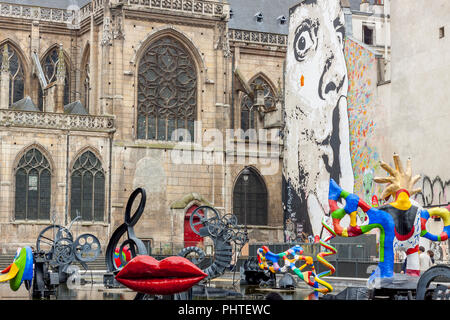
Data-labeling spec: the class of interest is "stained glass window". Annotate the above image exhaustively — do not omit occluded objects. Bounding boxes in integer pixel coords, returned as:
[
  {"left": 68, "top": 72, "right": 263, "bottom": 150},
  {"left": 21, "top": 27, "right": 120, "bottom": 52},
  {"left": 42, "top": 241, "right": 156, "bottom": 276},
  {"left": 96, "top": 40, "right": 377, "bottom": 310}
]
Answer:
[
  {"left": 232, "top": 167, "right": 268, "bottom": 226},
  {"left": 15, "top": 148, "right": 51, "bottom": 221},
  {"left": 38, "top": 47, "right": 70, "bottom": 111},
  {"left": 240, "top": 76, "right": 275, "bottom": 132},
  {"left": 70, "top": 151, "right": 105, "bottom": 222},
  {"left": 0, "top": 44, "right": 25, "bottom": 106},
  {"left": 137, "top": 36, "right": 197, "bottom": 141}
]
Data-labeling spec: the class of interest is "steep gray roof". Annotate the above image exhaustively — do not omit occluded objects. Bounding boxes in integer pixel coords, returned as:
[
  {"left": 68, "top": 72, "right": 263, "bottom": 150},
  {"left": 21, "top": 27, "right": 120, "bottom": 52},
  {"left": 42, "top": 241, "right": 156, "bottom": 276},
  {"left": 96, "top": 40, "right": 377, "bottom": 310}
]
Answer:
[
  {"left": 227, "top": 0, "right": 300, "bottom": 35},
  {"left": 0, "top": 0, "right": 91, "bottom": 9},
  {"left": 11, "top": 96, "right": 39, "bottom": 112},
  {"left": 64, "top": 100, "right": 88, "bottom": 115},
  {"left": 349, "top": 0, "right": 377, "bottom": 11}
]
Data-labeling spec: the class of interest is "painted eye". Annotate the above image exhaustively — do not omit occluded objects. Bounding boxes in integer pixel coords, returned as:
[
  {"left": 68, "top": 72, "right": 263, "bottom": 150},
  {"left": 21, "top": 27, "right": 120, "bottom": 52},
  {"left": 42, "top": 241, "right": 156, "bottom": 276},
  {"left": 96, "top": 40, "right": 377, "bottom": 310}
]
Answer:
[
  {"left": 294, "top": 30, "right": 314, "bottom": 61},
  {"left": 336, "top": 26, "right": 345, "bottom": 50}
]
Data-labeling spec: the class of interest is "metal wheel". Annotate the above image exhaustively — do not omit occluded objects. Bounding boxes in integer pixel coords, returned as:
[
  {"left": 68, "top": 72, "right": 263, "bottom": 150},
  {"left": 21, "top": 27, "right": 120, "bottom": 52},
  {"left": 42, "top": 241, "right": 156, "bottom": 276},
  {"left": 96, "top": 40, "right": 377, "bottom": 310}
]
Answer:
[
  {"left": 189, "top": 206, "right": 220, "bottom": 236},
  {"left": 36, "top": 225, "right": 73, "bottom": 256},
  {"left": 178, "top": 246, "right": 206, "bottom": 266},
  {"left": 53, "top": 237, "right": 75, "bottom": 266},
  {"left": 223, "top": 214, "right": 238, "bottom": 228},
  {"left": 416, "top": 265, "right": 450, "bottom": 300},
  {"left": 73, "top": 234, "right": 101, "bottom": 263},
  {"left": 207, "top": 218, "right": 226, "bottom": 237},
  {"left": 233, "top": 231, "right": 248, "bottom": 246}
]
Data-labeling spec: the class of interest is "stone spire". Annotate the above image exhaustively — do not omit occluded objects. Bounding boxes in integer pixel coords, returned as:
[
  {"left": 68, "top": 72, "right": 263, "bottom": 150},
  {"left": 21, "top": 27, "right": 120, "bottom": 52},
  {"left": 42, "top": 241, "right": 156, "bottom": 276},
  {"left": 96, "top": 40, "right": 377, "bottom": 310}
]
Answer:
[
  {"left": 0, "top": 44, "right": 10, "bottom": 108},
  {"left": 55, "top": 44, "right": 66, "bottom": 112},
  {"left": 56, "top": 44, "right": 66, "bottom": 84}
]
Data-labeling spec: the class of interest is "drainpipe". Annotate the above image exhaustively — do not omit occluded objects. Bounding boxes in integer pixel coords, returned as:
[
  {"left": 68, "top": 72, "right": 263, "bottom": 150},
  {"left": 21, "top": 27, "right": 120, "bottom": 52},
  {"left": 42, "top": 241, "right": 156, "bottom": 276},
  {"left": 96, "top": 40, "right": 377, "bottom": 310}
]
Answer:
[
  {"left": 108, "top": 132, "right": 113, "bottom": 227},
  {"left": 231, "top": 51, "right": 235, "bottom": 129},
  {"left": 65, "top": 131, "right": 70, "bottom": 225}
]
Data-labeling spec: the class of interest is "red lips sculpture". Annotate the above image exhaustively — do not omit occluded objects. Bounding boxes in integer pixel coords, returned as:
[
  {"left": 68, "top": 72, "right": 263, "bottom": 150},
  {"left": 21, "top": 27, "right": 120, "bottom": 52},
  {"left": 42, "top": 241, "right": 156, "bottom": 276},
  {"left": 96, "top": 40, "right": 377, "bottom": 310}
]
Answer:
[{"left": 115, "top": 255, "right": 207, "bottom": 295}]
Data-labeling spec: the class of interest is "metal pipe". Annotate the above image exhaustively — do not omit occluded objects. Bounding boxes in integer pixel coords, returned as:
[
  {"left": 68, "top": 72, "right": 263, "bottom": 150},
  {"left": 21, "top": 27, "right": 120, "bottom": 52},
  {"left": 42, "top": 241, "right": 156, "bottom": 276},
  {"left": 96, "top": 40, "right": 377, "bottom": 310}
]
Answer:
[{"left": 65, "top": 131, "right": 70, "bottom": 225}]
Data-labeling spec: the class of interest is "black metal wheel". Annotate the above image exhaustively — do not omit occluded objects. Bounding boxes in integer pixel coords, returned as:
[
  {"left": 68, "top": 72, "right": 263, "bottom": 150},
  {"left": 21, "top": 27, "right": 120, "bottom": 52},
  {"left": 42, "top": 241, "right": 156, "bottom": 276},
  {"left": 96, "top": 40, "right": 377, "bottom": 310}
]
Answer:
[
  {"left": 53, "top": 237, "right": 75, "bottom": 266},
  {"left": 73, "top": 234, "right": 101, "bottom": 263},
  {"left": 189, "top": 206, "right": 220, "bottom": 236},
  {"left": 36, "top": 225, "right": 73, "bottom": 257},
  {"left": 416, "top": 265, "right": 450, "bottom": 300}
]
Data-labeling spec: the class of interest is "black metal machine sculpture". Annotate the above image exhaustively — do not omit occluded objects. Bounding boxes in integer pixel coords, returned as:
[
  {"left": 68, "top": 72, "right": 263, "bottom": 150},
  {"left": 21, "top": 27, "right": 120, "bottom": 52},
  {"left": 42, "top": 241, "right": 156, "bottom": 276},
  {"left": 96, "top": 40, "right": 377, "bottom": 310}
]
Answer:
[
  {"left": 32, "top": 216, "right": 101, "bottom": 298},
  {"left": 178, "top": 205, "right": 248, "bottom": 281}
]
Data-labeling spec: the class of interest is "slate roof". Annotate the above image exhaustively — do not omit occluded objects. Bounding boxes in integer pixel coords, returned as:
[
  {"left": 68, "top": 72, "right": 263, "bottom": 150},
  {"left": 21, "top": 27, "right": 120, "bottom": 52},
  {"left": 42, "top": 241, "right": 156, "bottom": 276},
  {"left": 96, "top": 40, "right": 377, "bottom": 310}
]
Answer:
[
  {"left": 349, "top": 0, "right": 377, "bottom": 11},
  {"left": 64, "top": 100, "right": 88, "bottom": 115},
  {"left": 227, "top": 0, "right": 300, "bottom": 35},
  {"left": 11, "top": 96, "right": 39, "bottom": 112},
  {"left": 227, "top": 0, "right": 380, "bottom": 35}
]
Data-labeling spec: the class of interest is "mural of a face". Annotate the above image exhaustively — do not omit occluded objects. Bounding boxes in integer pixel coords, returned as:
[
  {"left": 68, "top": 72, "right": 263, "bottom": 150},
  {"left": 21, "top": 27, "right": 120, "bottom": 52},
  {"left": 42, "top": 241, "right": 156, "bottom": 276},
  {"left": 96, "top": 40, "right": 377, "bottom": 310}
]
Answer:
[{"left": 283, "top": 0, "right": 354, "bottom": 237}]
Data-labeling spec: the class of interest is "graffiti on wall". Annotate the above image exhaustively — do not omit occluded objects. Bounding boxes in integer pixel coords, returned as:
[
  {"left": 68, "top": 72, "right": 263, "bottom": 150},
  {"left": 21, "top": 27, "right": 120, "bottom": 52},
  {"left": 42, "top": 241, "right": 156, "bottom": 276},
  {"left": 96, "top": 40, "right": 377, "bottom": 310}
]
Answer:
[
  {"left": 283, "top": 0, "right": 354, "bottom": 239},
  {"left": 413, "top": 176, "right": 450, "bottom": 207}
]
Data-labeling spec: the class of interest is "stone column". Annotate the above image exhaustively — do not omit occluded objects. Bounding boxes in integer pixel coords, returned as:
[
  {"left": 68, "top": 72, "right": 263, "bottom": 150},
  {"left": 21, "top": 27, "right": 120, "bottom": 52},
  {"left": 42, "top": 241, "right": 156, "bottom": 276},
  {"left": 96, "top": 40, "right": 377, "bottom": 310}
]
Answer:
[
  {"left": 56, "top": 44, "right": 66, "bottom": 113},
  {"left": 0, "top": 44, "right": 10, "bottom": 109}
]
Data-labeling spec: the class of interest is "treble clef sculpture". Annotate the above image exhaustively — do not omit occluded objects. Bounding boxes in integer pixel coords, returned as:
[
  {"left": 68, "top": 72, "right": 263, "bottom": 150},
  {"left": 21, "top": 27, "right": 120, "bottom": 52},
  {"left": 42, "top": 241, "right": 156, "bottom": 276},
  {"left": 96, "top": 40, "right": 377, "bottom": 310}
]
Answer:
[{"left": 105, "top": 188, "right": 148, "bottom": 272}]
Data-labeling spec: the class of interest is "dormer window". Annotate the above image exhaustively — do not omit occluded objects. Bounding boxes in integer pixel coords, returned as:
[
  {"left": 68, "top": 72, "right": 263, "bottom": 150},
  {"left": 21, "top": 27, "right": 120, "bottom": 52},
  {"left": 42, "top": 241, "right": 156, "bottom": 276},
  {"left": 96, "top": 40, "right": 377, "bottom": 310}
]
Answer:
[
  {"left": 278, "top": 15, "right": 287, "bottom": 25},
  {"left": 255, "top": 12, "right": 263, "bottom": 23}
]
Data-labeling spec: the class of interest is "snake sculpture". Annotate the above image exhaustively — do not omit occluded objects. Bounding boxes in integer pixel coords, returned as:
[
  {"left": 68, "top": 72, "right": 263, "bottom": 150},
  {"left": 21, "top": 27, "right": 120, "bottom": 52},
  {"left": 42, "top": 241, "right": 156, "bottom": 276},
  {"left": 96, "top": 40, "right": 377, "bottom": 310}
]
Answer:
[{"left": 177, "top": 206, "right": 248, "bottom": 281}]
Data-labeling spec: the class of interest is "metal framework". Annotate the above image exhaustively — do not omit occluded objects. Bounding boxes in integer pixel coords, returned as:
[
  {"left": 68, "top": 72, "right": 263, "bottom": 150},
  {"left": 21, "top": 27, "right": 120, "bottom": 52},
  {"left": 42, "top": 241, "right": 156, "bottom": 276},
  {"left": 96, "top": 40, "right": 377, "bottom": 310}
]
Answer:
[{"left": 137, "top": 36, "right": 197, "bottom": 141}]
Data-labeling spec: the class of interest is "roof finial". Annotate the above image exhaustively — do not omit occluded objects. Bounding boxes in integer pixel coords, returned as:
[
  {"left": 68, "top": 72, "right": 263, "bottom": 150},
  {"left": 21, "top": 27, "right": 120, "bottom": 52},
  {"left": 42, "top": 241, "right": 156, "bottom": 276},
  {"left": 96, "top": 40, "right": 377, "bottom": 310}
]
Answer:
[{"left": 1, "top": 44, "right": 9, "bottom": 73}]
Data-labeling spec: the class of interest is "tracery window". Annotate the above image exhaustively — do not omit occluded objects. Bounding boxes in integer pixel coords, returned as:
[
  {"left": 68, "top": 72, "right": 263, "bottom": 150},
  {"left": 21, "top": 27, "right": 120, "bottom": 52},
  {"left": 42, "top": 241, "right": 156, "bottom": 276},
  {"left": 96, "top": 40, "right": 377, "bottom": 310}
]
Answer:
[
  {"left": 232, "top": 167, "right": 268, "bottom": 226},
  {"left": 137, "top": 36, "right": 197, "bottom": 141},
  {"left": 240, "top": 76, "right": 275, "bottom": 133},
  {"left": 0, "top": 44, "right": 25, "bottom": 106},
  {"left": 70, "top": 151, "right": 105, "bottom": 222},
  {"left": 38, "top": 47, "right": 70, "bottom": 110},
  {"left": 15, "top": 148, "right": 51, "bottom": 221}
]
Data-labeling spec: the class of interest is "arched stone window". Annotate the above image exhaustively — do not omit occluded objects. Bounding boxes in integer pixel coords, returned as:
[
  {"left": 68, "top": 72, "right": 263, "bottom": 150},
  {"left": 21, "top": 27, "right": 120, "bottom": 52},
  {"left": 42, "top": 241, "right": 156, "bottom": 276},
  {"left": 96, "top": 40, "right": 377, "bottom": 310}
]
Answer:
[
  {"left": 0, "top": 44, "right": 25, "bottom": 106},
  {"left": 38, "top": 46, "right": 70, "bottom": 110},
  {"left": 15, "top": 148, "right": 51, "bottom": 221},
  {"left": 240, "top": 76, "right": 275, "bottom": 132},
  {"left": 137, "top": 36, "right": 197, "bottom": 141},
  {"left": 70, "top": 150, "right": 105, "bottom": 222},
  {"left": 232, "top": 167, "right": 268, "bottom": 226}
]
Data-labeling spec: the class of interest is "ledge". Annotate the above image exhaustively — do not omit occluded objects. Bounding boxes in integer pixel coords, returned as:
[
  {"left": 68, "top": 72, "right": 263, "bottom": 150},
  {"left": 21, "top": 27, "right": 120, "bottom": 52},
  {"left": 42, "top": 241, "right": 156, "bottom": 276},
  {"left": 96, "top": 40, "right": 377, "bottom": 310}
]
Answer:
[{"left": 0, "top": 109, "right": 116, "bottom": 133}]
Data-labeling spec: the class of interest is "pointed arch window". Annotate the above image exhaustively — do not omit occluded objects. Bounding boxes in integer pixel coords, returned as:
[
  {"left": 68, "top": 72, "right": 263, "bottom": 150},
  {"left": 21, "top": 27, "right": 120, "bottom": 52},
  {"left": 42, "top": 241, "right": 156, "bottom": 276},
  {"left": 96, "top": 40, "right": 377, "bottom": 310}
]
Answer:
[
  {"left": 70, "top": 151, "right": 105, "bottom": 222},
  {"left": 15, "top": 148, "right": 51, "bottom": 221},
  {"left": 240, "top": 76, "right": 275, "bottom": 133},
  {"left": 0, "top": 44, "right": 25, "bottom": 106},
  {"left": 38, "top": 47, "right": 70, "bottom": 110},
  {"left": 137, "top": 36, "right": 197, "bottom": 141},
  {"left": 232, "top": 167, "right": 268, "bottom": 226}
]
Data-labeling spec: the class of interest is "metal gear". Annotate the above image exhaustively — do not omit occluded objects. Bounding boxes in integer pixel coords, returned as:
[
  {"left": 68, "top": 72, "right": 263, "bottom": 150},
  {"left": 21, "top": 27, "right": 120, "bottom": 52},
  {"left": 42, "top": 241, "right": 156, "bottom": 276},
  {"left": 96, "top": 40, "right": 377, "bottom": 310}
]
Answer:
[{"left": 73, "top": 233, "right": 101, "bottom": 263}]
